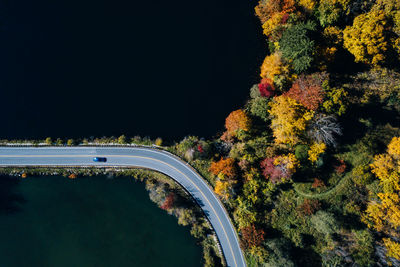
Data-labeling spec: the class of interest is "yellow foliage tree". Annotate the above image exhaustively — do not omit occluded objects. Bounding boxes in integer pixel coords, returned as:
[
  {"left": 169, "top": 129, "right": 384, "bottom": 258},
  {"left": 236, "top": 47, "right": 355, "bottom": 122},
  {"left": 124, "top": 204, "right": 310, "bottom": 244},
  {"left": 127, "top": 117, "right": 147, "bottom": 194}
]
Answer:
[
  {"left": 384, "top": 238, "right": 400, "bottom": 260},
  {"left": 308, "top": 143, "right": 327, "bottom": 163},
  {"left": 299, "top": 0, "right": 317, "bottom": 11},
  {"left": 343, "top": 10, "right": 388, "bottom": 65},
  {"left": 371, "top": 153, "right": 400, "bottom": 193},
  {"left": 274, "top": 153, "right": 299, "bottom": 177},
  {"left": 373, "top": 0, "right": 400, "bottom": 16},
  {"left": 388, "top": 136, "right": 400, "bottom": 158},
  {"left": 363, "top": 137, "right": 400, "bottom": 262},
  {"left": 262, "top": 12, "right": 285, "bottom": 37},
  {"left": 214, "top": 180, "right": 233, "bottom": 200},
  {"left": 322, "top": 84, "right": 348, "bottom": 116},
  {"left": 260, "top": 52, "right": 289, "bottom": 81},
  {"left": 269, "top": 95, "right": 314, "bottom": 145},
  {"left": 363, "top": 193, "right": 400, "bottom": 232}
]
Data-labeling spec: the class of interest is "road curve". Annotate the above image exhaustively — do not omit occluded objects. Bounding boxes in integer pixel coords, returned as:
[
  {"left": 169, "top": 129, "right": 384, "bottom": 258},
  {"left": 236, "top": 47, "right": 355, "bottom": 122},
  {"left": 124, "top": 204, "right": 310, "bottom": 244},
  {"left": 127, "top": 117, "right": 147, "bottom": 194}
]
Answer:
[{"left": 0, "top": 147, "right": 246, "bottom": 267}]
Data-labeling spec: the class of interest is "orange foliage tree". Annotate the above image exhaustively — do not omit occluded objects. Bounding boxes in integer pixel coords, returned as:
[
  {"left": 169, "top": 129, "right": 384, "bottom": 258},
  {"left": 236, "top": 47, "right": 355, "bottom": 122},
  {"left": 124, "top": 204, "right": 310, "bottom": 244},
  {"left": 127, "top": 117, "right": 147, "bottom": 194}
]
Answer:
[
  {"left": 224, "top": 109, "right": 251, "bottom": 138},
  {"left": 284, "top": 74, "right": 327, "bottom": 110},
  {"left": 209, "top": 158, "right": 237, "bottom": 180},
  {"left": 255, "top": 0, "right": 296, "bottom": 24}
]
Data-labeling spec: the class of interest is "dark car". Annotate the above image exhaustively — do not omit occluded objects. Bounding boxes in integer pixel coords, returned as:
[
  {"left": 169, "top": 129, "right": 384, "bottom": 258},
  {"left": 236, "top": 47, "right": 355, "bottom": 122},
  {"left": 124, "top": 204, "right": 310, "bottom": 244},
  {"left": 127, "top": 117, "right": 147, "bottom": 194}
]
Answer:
[{"left": 93, "top": 157, "right": 107, "bottom": 162}]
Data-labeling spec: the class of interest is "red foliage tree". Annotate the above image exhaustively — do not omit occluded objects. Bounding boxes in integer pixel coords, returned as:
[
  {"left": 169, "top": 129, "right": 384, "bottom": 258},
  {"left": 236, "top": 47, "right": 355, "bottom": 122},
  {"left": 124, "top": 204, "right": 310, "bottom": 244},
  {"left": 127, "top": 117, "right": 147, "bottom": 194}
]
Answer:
[
  {"left": 240, "top": 224, "right": 265, "bottom": 248},
  {"left": 281, "top": 13, "right": 290, "bottom": 24},
  {"left": 298, "top": 199, "right": 321, "bottom": 216},
  {"left": 311, "top": 178, "right": 326, "bottom": 189},
  {"left": 334, "top": 159, "right": 346, "bottom": 174},
  {"left": 260, "top": 157, "right": 285, "bottom": 183},
  {"left": 258, "top": 78, "right": 275, "bottom": 97},
  {"left": 284, "top": 74, "right": 326, "bottom": 110},
  {"left": 197, "top": 144, "right": 204, "bottom": 153},
  {"left": 161, "top": 192, "right": 175, "bottom": 210}
]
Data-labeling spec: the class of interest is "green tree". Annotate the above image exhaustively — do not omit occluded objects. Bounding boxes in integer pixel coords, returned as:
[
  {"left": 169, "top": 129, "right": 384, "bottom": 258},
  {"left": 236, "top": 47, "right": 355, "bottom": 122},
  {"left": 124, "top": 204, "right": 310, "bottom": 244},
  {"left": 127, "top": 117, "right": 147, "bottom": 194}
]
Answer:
[
  {"left": 280, "top": 22, "right": 316, "bottom": 73},
  {"left": 248, "top": 97, "right": 270, "bottom": 122},
  {"left": 264, "top": 239, "right": 296, "bottom": 267},
  {"left": 311, "top": 211, "right": 339, "bottom": 239}
]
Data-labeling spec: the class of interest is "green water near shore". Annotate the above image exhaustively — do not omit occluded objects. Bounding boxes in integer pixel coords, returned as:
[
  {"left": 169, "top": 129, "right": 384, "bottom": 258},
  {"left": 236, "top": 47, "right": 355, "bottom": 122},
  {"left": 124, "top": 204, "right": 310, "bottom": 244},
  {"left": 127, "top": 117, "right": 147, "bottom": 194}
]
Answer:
[{"left": 0, "top": 175, "right": 202, "bottom": 267}]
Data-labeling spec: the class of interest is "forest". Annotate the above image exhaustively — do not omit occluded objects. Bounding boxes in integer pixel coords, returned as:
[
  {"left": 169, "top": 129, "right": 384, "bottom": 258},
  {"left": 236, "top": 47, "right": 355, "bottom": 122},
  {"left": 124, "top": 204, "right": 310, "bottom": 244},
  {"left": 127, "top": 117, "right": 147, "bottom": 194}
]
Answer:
[
  {"left": 170, "top": 0, "right": 400, "bottom": 265},
  {"left": 3, "top": 0, "right": 400, "bottom": 266}
]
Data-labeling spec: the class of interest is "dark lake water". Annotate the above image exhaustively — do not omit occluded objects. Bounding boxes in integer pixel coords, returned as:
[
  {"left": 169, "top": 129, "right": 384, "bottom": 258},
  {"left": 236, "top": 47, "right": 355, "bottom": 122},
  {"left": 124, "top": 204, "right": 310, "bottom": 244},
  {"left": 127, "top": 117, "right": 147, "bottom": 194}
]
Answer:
[
  {"left": 0, "top": 175, "right": 202, "bottom": 267},
  {"left": 0, "top": 0, "right": 265, "bottom": 141}
]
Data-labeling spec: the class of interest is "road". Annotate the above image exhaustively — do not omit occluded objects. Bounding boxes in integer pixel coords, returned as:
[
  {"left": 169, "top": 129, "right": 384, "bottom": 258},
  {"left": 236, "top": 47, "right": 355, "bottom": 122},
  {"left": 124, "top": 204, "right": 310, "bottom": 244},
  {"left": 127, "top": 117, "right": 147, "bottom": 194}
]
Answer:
[{"left": 0, "top": 146, "right": 246, "bottom": 267}]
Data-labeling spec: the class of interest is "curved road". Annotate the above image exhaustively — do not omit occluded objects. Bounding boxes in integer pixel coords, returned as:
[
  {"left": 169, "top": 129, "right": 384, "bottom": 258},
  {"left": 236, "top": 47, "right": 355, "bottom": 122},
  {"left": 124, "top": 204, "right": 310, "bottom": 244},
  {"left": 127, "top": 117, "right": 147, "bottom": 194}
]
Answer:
[{"left": 0, "top": 147, "right": 246, "bottom": 267}]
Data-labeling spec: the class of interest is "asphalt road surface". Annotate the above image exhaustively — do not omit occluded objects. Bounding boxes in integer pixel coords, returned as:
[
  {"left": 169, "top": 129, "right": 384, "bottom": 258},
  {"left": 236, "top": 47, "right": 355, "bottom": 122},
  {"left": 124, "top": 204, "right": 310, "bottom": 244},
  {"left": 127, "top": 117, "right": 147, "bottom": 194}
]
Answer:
[{"left": 0, "top": 146, "right": 246, "bottom": 267}]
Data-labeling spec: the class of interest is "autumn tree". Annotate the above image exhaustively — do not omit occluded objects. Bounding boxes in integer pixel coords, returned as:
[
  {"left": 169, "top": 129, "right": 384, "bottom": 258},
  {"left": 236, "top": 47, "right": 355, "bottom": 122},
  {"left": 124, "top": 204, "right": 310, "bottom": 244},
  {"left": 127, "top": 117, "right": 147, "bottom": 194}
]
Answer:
[
  {"left": 269, "top": 95, "right": 314, "bottom": 145},
  {"left": 255, "top": 0, "right": 296, "bottom": 24},
  {"left": 161, "top": 192, "right": 175, "bottom": 210},
  {"left": 299, "top": 0, "right": 317, "bottom": 11},
  {"left": 308, "top": 142, "right": 327, "bottom": 162},
  {"left": 260, "top": 153, "right": 299, "bottom": 183},
  {"left": 258, "top": 78, "right": 275, "bottom": 97},
  {"left": 370, "top": 154, "right": 400, "bottom": 193},
  {"left": 318, "top": 0, "right": 351, "bottom": 27},
  {"left": 240, "top": 224, "right": 265, "bottom": 248},
  {"left": 321, "top": 82, "right": 348, "bottom": 116},
  {"left": 388, "top": 136, "right": 400, "bottom": 158},
  {"left": 284, "top": 73, "right": 327, "bottom": 110},
  {"left": 214, "top": 180, "right": 233, "bottom": 200},
  {"left": 260, "top": 52, "right": 289, "bottom": 81},
  {"left": 298, "top": 199, "right": 321, "bottom": 216},
  {"left": 262, "top": 12, "right": 289, "bottom": 40},
  {"left": 118, "top": 135, "right": 127, "bottom": 144},
  {"left": 363, "top": 137, "right": 400, "bottom": 262},
  {"left": 209, "top": 158, "right": 237, "bottom": 180},
  {"left": 312, "top": 178, "right": 326, "bottom": 188},
  {"left": 343, "top": 10, "right": 388, "bottom": 65},
  {"left": 384, "top": 238, "right": 400, "bottom": 260},
  {"left": 334, "top": 159, "right": 346, "bottom": 174},
  {"left": 224, "top": 109, "right": 251, "bottom": 139},
  {"left": 45, "top": 137, "right": 52, "bottom": 145}
]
